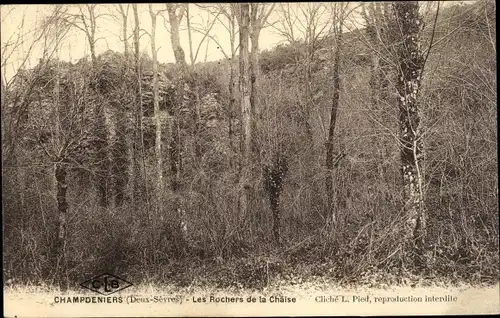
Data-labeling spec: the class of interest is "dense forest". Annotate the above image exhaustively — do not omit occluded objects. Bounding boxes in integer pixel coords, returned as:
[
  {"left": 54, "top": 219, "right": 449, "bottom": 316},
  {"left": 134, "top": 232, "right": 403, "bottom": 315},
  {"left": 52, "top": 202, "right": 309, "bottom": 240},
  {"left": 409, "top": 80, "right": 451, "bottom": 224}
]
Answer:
[{"left": 2, "top": 1, "right": 498, "bottom": 290}]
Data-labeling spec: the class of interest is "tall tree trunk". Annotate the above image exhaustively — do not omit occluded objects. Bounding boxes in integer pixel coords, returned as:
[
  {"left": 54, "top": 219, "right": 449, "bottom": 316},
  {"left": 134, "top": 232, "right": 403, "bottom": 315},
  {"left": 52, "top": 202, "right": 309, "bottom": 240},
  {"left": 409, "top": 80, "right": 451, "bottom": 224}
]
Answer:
[
  {"left": 54, "top": 58, "right": 68, "bottom": 290},
  {"left": 250, "top": 29, "right": 260, "bottom": 111},
  {"left": 123, "top": 28, "right": 128, "bottom": 60},
  {"left": 325, "top": 10, "right": 345, "bottom": 225},
  {"left": 120, "top": 5, "right": 129, "bottom": 61},
  {"left": 393, "top": 2, "right": 427, "bottom": 261},
  {"left": 250, "top": 7, "right": 261, "bottom": 153},
  {"left": 53, "top": 59, "right": 67, "bottom": 290},
  {"left": 167, "top": 5, "right": 188, "bottom": 68},
  {"left": 238, "top": 4, "right": 251, "bottom": 221},
  {"left": 166, "top": 3, "right": 188, "bottom": 240},
  {"left": 89, "top": 40, "right": 97, "bottom": 70},
  {"left": 150, "top": 7, "right": 163, "bottom": 211},
  {"left": 250, "top": 32, "right": 259, "bottom": 109},
  {"left": 132, "top": 4, "right": 146, "bottom": 207}
]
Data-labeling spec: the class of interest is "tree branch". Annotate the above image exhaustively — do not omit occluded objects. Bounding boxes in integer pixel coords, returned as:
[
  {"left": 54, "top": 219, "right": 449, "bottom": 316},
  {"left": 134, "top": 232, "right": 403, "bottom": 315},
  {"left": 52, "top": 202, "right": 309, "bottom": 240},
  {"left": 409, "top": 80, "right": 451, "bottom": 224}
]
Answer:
[{"left": 422, "top": 2, "right": 440, "bottom": 71}]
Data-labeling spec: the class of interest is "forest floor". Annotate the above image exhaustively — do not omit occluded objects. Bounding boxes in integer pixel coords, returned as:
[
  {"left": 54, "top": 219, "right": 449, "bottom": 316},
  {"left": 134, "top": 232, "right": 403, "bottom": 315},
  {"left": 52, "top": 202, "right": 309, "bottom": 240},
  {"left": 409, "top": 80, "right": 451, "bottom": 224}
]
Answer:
[{"left": 4, "top": 279, "right": 499, "bottom": 316}]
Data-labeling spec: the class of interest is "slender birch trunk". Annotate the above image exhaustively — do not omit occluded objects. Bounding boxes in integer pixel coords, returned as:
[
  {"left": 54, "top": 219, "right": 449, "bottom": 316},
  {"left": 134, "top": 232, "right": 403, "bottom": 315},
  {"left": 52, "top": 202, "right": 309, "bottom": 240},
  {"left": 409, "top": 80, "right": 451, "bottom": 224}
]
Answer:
[
  {"left": 149, "top": 5, "right": 163, "bottom": 211},
  {"left": 132, "top": 4, "right": 146, "bottom": 208},
  {"left": 238, "top": 4, "right": 251, "bottom": 221},
  {"left": 166, "top": 4, "right": 188, "bottom": 240}
]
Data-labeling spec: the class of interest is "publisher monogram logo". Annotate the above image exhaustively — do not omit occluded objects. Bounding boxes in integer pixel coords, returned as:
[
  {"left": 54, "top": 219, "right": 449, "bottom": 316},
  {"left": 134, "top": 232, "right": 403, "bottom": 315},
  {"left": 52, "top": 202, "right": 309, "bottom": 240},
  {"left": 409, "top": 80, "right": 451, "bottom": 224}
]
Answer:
[{"left": 80, "top": 273, "right": 133, "bottom": 295}]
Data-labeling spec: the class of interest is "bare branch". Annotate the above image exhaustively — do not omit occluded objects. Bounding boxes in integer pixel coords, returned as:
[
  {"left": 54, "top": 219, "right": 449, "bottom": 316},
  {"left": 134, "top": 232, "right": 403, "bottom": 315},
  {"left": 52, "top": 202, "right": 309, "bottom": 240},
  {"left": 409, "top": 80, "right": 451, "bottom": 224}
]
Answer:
[
  {"left": 193, "top": 10, "right": 222, "bottom": 64},
  {"left": 422, "top": 2, "right": 440, "bottom": 70}
]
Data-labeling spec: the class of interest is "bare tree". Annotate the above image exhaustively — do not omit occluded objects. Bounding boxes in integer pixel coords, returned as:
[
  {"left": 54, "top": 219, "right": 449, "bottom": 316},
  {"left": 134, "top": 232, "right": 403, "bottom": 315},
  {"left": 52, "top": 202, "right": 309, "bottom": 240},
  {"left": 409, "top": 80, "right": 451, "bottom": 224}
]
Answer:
[
  {"left": 1, "top": 7, "right": 55, "bottom": 166},
  {"left": 165, "top": 4, "right": 188, "bottom": 68},
  {"left": 237, "top": 3, "right": 252, "bottom": 229},
  {"left": 164, "top": 3, "right": 188, "bottom": 240},
  {"left": 57, "top": 4, "right": 111, "bottom": 207},
  {"left": 2, "top": 11, "right": 73, "bottom": 268},
  {"left": 393, "top": 1, "right": 427, "bottom": 260},
  {"left": 324, "top": 3, "right": 349, "bottom": 226},
  {"left": 131, "top": 4, "right": 148, "bottom": 209},
  {"left": 59, "top": 5, "right": 103, "bottom": 68},
  {"left": 15, "top": 10, "right": 96, "bottom": 290},
  {"left": 49, "top": 61, "right": 94, "bottom": 291},
  {"left": 149, "top": 4, "right": 164, "bottom": 212},
  {"left": 271, "top": 3, "right": 299, "bottom": 45},
  {"left": 115, "top": 4, "right": 130, "bottom": 61}
]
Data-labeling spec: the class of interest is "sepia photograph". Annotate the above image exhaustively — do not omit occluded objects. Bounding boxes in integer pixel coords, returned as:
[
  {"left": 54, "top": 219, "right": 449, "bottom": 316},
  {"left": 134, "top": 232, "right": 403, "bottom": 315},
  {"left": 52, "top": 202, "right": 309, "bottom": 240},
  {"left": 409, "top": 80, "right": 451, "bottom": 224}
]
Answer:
[{"left": 2, "top": 1, "right": 498, "bottom": 316}]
